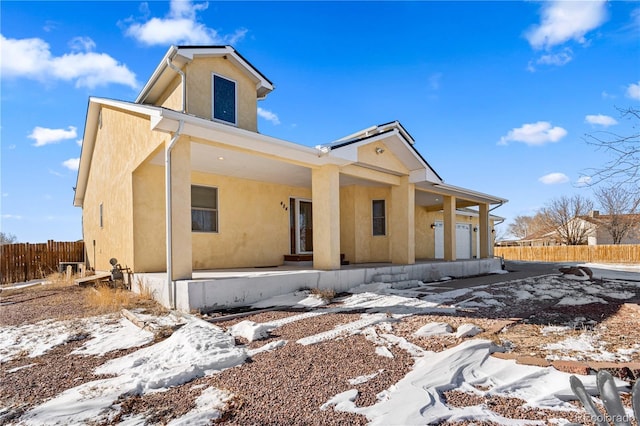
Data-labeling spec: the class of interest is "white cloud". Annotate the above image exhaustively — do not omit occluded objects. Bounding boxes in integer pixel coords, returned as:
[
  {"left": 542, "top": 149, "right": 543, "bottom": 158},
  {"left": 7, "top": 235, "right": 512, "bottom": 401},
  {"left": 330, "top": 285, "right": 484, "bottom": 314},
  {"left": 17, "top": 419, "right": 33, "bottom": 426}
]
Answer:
[
  {"left": 585, "top": 114, "right": 617, "bottom": 127},
  {"left": 576, "top": 176, "right": 592, "bottom": 187},
  {"left": 539, "top": 172, "right": 569, "bottom": 185},
  {"left": 498, "top": 121, "right": 567, "bottom": 146},
  {"left": 0, "top": 34, "right": 138, "bottom": 89},
  {"left": 428, "top": 72, "right": 442, "bottom": 91},
  {"left": 601, "top": 91, "right": 616, "bottom": 99},
  {"left": 124, "top": 0, "right": 247, "bottom": 46},
  {"left": 536, "top": 50, "right": 573, "bottom": 66},
  {"left": 77, "top": 139, "right": 83, "bottom": 146},
  {"left": 257, "top": 107, "right": 280, "bottom": 125},
  {"left": 62, "top": 158, "right": 80, "bottom": 171},
  {"left": 69, "top": 36, "right": 96, "bottom": 52},
  {"left": 525, "top": 0, "right": 608, "bottom": 50},
  {"left": 626, "top": 81, "right": 640, "bottom": 100},
  {"left": 29, "top": 126, "right": 77, "bottom": 147},
  {"left": 2, "top": 214, "right": 22, "bottom": 220}
]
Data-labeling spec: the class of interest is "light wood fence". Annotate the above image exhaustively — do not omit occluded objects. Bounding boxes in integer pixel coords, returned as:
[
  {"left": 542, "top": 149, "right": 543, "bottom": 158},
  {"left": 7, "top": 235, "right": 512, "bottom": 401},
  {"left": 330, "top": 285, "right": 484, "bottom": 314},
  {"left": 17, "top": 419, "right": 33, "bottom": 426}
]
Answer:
[
  {"left": 494, "top": 244, "right": 640, "bottom": 264},
  {"left": 0, "top": 240, "right": 85, "bottom": 285}
]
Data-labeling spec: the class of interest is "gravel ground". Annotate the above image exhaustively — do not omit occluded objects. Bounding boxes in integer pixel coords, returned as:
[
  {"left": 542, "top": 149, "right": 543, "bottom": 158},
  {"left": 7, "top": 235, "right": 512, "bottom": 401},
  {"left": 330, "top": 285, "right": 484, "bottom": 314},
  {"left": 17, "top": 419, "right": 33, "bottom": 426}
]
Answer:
[{"left": 1, "top": 276, "right": 639, "bottom": 425}]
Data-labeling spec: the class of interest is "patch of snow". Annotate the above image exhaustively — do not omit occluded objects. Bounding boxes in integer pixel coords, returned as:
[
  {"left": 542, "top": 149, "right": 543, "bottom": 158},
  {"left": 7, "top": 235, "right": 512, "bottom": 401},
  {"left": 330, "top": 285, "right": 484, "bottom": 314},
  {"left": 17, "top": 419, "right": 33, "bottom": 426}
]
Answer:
[
  {"left": 0, "top": 314, "right": 143, "bottom": 363},
  {"left": 375, "top": 346, "right": 394, "bottom": 358},
  {"left": 72, "top": 317, "right": 154, "bottom": 356},
  {"left": 414, "top": 322, "right": 453, "bottom": 337},
  {"left": 167, "top": 387, "right": 232, "bottom": 425},
  {"left": 541, "top": 326, "right": 571, "bottom": 336},
  {"left": 21, "top": 317, "right": 246, "bottom": 425},
  {"left": 247, "top": 339, "right": 287, "bottom": 357},
  {"left": 228, "top": 320, "right": 275, "bottom": 342},
  {"left": 6, "top": 363, "right": 36, "bottom": 373},
  {"left": 556, "top": 295, "right": 607, "bottom": 306},
  {"left": 322, "top": 339, "right": 620, "bottom": 424},
  {"left": 348, "top": 369, "right": 384, "bottom": 385},
  {"left": 455, "top": 324, "right": 483, "bottom": 338},
  {"left": 297, "top": 314, "right": 390, "bottom": 346}
]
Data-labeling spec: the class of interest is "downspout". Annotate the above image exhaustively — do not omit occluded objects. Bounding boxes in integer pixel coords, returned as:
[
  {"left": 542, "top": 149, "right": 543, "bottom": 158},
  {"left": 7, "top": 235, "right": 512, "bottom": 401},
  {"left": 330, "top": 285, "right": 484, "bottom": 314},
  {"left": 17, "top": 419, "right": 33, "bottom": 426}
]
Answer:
[
  {"left": 166, "top": 120, "right": 184, "bottom": 310},
  {"left": 166, "top": 58, "right": 186, "bottom": 113}
]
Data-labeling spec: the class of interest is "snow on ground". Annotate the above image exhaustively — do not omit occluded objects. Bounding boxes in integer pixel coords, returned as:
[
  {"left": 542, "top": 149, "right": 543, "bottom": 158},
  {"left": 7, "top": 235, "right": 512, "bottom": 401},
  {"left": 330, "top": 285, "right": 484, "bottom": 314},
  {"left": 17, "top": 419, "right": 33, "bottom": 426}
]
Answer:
[
  {"left": 5, "top": 263, "right": 639, "bottom": 424},
  {"left": 320, "top": 339, "right": 624, "bottom": 425},
  {"left": 21, "top": 317, "right": 247, "bottom": 425}
]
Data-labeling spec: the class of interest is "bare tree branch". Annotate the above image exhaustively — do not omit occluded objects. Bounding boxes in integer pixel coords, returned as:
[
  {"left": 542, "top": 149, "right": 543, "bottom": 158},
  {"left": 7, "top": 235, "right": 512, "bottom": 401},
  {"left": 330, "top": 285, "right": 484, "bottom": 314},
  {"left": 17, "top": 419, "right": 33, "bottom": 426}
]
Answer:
[{"left": 583, "top": 107, "right": 640, "bottom": 190}]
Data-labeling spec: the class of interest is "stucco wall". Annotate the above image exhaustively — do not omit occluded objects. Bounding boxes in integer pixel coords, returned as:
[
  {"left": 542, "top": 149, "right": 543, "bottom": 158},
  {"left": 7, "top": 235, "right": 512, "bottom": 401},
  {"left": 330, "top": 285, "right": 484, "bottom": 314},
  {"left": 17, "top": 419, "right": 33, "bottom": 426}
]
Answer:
[
  {"left": 185, "top": 57, "right": 258, "bottom": 132},
  {"left": 191, "top": 171, "right": 311, "bottom": 269},
  {"left": 82, "top": 106, "right": 167, "bottom": 271},
  {"left": 132, "top": 161, "right": 166, "bottom": 272},
  {"left": 339, "top": 185, "right": 391, "bottom": 263},
  {"left": 357, "top": 141, "right": 409, "bottom": 175},
  {"left": 156, "top": 75, "right": 182, "bottom": 112}
]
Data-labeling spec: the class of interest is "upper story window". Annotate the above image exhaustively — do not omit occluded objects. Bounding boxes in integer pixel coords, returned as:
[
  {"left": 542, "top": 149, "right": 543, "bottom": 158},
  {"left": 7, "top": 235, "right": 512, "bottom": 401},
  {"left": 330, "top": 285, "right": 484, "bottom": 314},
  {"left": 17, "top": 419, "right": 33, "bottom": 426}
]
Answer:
[{"left": 212, "top": 74, "right": 237, "bottom": 125}]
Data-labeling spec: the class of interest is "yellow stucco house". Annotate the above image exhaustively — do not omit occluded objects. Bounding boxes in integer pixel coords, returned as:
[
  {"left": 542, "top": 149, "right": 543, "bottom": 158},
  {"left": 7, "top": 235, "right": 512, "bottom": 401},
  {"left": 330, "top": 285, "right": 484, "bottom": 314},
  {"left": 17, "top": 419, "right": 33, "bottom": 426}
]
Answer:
[{"left": 74, "top": 45, "right": 506, "bottom": 289}]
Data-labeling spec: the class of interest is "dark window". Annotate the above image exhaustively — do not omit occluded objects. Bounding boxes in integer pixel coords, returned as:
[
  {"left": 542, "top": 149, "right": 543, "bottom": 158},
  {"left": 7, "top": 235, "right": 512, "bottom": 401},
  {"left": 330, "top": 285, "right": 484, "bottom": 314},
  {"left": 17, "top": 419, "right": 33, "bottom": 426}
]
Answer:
[
  {"left": 372, "top": 200, "right": 386, "bottom": 236},
  {"left": 191, "top": 185, "right": 218, "bottom": 232},
  {"left": 213, "top": 74, "right": 236, "bottom": 124}
]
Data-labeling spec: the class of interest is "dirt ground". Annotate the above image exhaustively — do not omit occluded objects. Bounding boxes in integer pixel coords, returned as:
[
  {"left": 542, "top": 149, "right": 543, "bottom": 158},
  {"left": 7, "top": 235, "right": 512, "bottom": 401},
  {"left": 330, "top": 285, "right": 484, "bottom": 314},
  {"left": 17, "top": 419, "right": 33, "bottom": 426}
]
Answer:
[{"left": 1, "top": 271, "right": 639, "bottom": 425}]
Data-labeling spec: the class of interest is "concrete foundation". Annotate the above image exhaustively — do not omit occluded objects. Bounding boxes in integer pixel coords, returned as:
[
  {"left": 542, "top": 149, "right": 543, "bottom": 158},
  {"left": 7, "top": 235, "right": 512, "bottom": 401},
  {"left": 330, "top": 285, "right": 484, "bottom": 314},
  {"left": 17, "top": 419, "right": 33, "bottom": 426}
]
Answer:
[{"left": 135, "top": 258, "right": 502, "bottom": 312}]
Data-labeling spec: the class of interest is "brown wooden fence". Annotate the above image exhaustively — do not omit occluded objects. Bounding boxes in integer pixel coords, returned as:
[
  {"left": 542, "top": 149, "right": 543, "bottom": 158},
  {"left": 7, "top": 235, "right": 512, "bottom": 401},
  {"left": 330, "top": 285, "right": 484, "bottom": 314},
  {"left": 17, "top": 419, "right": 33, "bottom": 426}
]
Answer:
[
  {"left": 0, "top": 240, "right": 85, "bottom": 285},
  {"left": 494, "top": 244, "right": 640, "bottom": 264}
]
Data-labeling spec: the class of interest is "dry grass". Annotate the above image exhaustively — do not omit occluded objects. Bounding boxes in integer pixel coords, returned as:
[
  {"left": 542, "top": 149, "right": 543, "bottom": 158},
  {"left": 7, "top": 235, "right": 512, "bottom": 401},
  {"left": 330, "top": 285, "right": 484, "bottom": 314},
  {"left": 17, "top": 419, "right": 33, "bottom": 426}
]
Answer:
[
  {"left": 310, "top": 287, "right": 336, "bottom": 302},
  {"left": 86, "top": 284, "right": 133, "bottom": 313}
]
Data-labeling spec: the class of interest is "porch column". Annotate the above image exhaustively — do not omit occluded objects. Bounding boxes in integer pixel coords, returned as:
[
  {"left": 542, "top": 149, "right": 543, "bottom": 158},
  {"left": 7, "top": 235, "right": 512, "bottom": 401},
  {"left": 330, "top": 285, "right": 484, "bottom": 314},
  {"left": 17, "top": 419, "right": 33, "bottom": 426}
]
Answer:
[
  {"left": 443, "top": 195, "right": 456, "bottom": 261},
  {"left": 390, "top": 176, "right": 415, "bottom": 264},
  {"left": 479, "top": 203, "right": 490, "bottom": 259},
  {"left": 312, "top": 164, "right": 341, "bottom": 270},
  {"left": 169, "top": 136, "right": 192, "bottom": 280}
]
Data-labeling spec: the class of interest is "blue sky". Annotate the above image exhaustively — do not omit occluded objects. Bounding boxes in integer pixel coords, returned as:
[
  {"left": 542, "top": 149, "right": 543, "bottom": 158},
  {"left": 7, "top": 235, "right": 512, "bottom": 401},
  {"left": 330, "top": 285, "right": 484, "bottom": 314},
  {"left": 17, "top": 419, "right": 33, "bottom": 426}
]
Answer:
[{"left": 1, "top": 0, "right": 639, "bottom": 243}]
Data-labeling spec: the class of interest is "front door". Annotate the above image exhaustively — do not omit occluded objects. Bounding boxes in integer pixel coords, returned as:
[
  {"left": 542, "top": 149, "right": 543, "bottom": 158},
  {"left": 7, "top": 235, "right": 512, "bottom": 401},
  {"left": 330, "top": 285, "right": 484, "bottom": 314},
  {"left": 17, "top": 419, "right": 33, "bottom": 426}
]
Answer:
[{"left": 290, "top": 198, "right": 313, "bottom": 254}]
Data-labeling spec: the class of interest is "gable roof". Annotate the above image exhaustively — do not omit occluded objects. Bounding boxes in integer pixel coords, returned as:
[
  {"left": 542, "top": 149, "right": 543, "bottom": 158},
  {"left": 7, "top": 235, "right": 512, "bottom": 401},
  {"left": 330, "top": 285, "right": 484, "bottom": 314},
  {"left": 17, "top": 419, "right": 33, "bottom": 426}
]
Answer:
[
  {"left": 135, "top": 45, "right": 274, "bottom": 106},
  {"left": 322, "top": 121, "right": 444, "bottom": 183}
]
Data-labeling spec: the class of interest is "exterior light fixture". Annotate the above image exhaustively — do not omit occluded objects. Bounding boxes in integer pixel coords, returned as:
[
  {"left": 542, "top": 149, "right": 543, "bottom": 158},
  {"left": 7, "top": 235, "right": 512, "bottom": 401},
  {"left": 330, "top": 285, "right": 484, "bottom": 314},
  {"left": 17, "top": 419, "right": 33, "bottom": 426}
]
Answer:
[
  {"left": 430, "top": 223, "right": 436, "bottom": 229},
  {"left": 218, "top": 156, "right": 224, "bottom": 160},
  {"left": 473, "top": 227, "right": 478, "bottom": 232},
  {"left": 375, "top": 147, "right": 385, "bottom": 154}
]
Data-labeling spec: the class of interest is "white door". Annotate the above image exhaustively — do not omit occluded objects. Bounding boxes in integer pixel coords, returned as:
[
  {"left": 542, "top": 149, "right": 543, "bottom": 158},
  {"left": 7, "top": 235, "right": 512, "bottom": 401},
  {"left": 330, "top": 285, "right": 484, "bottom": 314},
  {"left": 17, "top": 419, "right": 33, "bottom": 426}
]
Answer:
[
  {"left": 455, "top": 223, "right": 472, "bottom": 259},
  {"left": 434, "top": 222, "right": 472, "bottom": 259}
]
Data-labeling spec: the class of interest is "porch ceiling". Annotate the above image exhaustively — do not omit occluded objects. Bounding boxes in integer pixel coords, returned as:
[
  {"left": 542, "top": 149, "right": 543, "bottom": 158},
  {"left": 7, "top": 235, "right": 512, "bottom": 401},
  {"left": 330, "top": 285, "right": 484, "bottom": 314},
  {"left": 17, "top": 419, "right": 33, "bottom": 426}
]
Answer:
[{"left": 149, "top": 142, "right": 462, "bottom": 210}]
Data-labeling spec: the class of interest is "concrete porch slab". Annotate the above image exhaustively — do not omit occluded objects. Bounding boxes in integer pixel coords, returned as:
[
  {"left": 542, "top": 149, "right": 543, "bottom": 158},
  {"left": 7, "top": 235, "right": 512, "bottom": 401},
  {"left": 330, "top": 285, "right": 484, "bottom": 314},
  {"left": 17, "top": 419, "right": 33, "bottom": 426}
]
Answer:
[{"left": 136, "top": 258, "right": 503, "bottom": 312}]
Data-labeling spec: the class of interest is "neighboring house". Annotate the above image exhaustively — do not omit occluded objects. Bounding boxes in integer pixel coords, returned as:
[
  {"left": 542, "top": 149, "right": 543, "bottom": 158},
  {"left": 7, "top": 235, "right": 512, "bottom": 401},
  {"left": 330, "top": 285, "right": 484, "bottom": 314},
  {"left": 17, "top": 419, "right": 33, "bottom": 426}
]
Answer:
[
  {"left": 577, "top": 211, "right": 640, "bottom": 246},
  {"left": 515, "top": 211, "right": 640, "bottom": 246},
  {"left": 74, "top": 45, "right": 507, "bottom": 281}
]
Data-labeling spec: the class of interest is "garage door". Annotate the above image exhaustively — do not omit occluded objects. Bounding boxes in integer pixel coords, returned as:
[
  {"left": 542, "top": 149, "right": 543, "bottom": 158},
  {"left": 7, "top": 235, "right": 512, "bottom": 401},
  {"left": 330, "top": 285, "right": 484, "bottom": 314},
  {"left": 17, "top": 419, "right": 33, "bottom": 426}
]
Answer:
[{"left": 434, "top": 222, "right": 472, "bottom": 259}]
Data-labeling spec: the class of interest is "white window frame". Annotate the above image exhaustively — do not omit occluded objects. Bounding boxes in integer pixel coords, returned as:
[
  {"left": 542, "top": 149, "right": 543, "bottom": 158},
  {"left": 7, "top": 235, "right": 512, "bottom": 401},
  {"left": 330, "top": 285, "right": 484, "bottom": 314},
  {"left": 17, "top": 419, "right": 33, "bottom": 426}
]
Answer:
[
  {"left": 191, "top": 185, "right": 219, "bottom": 233},
  {"left": 211, "top": 73, "right": 238, "bottom": 126}
]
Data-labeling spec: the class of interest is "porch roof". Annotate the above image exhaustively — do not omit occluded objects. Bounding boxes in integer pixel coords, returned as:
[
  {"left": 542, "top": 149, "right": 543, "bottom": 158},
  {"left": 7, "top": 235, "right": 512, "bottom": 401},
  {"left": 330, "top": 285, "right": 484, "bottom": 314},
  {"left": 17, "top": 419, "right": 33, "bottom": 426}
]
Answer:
[{"left": 75, "top": 98, "right": 507, "bottom": 210}]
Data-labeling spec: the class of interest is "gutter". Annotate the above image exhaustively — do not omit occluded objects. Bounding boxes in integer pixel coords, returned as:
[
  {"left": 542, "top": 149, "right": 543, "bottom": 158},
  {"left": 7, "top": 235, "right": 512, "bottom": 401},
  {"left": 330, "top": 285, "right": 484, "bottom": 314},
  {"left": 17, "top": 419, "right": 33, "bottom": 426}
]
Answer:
[
  {"left": 166, "top": 120, "right": 184, "bottom": 310},
  {"left": 166, "top": 57, "right": 186, "bottom": 114}
]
